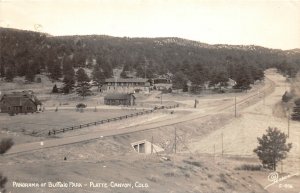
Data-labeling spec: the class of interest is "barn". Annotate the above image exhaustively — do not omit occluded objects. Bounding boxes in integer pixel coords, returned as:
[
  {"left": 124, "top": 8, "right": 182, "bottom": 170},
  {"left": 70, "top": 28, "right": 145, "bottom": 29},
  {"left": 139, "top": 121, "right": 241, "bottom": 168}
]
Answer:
[
  {"left": 0, "top": 91, "right": 42, "bottom": 114},
  {"left": 104, "top": 93, "right": 135, "bottom": 106}
]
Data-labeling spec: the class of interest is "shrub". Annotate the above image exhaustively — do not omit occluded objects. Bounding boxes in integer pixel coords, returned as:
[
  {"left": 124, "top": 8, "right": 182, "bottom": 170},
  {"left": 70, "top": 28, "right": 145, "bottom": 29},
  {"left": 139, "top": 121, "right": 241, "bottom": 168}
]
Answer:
[
  {"left": 235, "top": 164, "right": 262, "bottom": 171},
  {"left": 0, "top": 138, "right": 14, "bottom": 154},
  {"left": 76, "top": 103, "right": 87, "bottom": 108},
  {"left": 0, "top": 173, "right": 7, "bottom": 193},
  {"left": 282, "top": 91, "right": 293, "bottom": 102},
  {"left": 183, "top": 160, "right": 202, "bottom": 167}
]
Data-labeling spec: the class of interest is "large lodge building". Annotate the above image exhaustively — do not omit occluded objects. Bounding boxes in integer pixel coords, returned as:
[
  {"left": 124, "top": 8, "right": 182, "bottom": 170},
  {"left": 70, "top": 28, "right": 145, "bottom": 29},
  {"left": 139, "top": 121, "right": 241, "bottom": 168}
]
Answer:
[{"left": 102, "top": 78, "right": 151, "bottom": 93}]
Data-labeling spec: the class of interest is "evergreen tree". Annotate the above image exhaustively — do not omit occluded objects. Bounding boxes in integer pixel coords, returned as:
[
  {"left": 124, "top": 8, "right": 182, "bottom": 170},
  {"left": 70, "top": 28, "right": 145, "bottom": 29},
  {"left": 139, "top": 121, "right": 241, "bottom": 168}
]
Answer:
[
  {"left": 5, "top": 68, "right": 15, "bottom": 82},
  {"left": 62, "top": 75, "right": 75, "bottom": 94},
  {"left": 76, "top": 68, "right": 91, "bottom": 98},
  {"left": 254, "top": 127, "right": 292, "bottom": 170},
  {"left": 233, "top": 65, "right": 252, "bottom": 90},
  {"left": 209, "top": 69, "right": 229, "bottom": 88},
  {"left": 92, "top": 64, "right": 105, "bottom": 91},
  {"left": 120, "top": 69, "right": 128, "bottom": 78},
  {"left": 0, "top": 57, "right": 5, "bottom": 78},
  {"left": 291, "top": 98, "right": 300, "bottom": 121},
  {"left": 189, "top": 63, "right": 208, "bottom": 86},
  {"left": 62, "top": 63, "right": 75, "bottom": 94},
  {"left": 172, "top": 71, "right": 188, "bottom": 90},
  {"left": 52, "top": 84, "right": 59, "bottom": 93},
  {"left": 49, "top": 63, "right": 62, "bottom": 80},
  {"left": 62, "top": 58, "right": 74, "bottom": 76},
  {"left": 25, "top": 65, "right": 36, "bottom": 82}
]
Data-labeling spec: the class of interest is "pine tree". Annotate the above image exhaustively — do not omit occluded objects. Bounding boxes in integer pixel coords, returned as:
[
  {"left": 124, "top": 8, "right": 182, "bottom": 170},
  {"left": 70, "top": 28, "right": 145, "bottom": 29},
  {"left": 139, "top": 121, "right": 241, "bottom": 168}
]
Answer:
[
  {"left": 291, "top": 98, "right": 300, "bottom": 121},
  {"left": 172, "top": 71, "right": 188, "bottom": 90},
  {"left": 49, "top": 63, "right": 62, "bottom": 80},
  {"left": 5, "top": 68, "right": 15, "bottom": 82},
  {"left": 52, "top": 84, "right": 59, "bottom": 93},
  {"left": 120, "top": 69, "right": 128, "bottom": 78},
  {"left": 62, "top": 75, "right": 75, "bottom": 94},
  {"left": 233, "top": 65, "right": 252, "bottom": 90},
  {"left": 76, "top": 68, "right": 91, "bottom": 98},
  {"left": 254, "top": 127, "right": 292, "bottom": 170},
  {"left": 25, "top": 65, "right": 36, "bottom": 82},
  {"left": 62, "top": 64, "right": 75, "bottom": 94},
  {"left": 0, "top": 57, "right": 5, "bottom": 78},
  {"left": 92, "top": 64, "right": 105, "bottom": 91}
]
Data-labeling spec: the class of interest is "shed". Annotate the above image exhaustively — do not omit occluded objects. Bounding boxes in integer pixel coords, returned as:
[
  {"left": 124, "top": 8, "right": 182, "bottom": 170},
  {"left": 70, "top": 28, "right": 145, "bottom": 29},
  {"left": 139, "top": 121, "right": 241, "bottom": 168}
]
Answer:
[{"left": 104, "top": 93, "right": 135, "bottom": 106}]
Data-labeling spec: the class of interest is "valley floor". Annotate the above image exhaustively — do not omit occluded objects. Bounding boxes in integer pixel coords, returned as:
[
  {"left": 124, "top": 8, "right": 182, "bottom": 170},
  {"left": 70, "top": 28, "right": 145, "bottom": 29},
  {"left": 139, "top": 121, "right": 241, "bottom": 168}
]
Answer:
[{"left": 0, "top": 69, "right": 299, "bottom": 193}]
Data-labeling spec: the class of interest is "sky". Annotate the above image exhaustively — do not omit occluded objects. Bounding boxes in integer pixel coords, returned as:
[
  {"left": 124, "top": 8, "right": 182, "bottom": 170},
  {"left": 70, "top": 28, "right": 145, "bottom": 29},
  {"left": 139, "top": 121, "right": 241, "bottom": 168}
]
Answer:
[{"left": 0, "top": 0, "right": 299, "bottom": 50}]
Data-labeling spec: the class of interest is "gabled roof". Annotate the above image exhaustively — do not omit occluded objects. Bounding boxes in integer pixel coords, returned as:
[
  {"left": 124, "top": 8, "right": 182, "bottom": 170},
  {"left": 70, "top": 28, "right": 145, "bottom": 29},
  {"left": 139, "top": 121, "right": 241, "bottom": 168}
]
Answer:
[
  {"left": 105, "top": 78, "right": 148, "bottom": 83},
  {"left": 0, "top": 91, "right": 42, "bottom": 106},
  {"left": 104, "top": 93, "right": 135, "bottom": 100}
]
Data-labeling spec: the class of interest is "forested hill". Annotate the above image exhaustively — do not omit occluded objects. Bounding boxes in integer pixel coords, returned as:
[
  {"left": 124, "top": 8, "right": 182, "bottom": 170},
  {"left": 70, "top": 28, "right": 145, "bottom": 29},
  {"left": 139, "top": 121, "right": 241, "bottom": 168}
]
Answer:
[{"left": 0, "top": 27, "right": 300, "bottom": 89}]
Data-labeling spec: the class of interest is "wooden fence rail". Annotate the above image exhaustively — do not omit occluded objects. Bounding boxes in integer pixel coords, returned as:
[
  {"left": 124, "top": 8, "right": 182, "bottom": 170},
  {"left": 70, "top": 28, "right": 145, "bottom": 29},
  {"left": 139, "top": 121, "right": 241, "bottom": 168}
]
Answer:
[{"left": 48, "top": 104, "right": 179, "bottom": 136}]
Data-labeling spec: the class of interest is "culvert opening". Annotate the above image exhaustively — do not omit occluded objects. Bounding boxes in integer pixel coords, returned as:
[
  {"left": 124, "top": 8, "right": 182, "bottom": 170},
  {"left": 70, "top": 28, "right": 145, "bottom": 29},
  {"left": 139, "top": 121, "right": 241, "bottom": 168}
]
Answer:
[{"left": 131, "top": 140, "right": 164, "bottom": 154}]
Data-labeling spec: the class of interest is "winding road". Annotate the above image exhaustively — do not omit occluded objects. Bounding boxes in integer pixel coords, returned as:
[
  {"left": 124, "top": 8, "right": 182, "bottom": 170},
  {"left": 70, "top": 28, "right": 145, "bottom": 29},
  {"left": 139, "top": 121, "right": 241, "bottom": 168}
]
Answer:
[{"left": 4, "top": 70, "right": 276, "bottom": 155}]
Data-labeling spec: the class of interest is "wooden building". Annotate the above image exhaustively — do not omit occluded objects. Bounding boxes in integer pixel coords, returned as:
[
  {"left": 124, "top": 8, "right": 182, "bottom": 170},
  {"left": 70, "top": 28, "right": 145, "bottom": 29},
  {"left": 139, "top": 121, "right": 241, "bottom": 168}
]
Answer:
[
  {"left": 0, "top": 91, "right": 42, "bottom": 114},
  {"left": 103, "top": 78, "right": 150, "bottom": 93},
  {"left": 104, "top": 93, "right": 135, "bottom": 106}
]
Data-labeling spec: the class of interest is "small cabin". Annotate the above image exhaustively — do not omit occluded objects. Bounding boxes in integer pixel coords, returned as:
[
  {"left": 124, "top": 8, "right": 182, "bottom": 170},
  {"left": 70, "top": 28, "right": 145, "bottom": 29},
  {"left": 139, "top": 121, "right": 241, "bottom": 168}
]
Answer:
[
  {"left": 104, "top": 93, "right": 135, "bottom": 106},
  {"left": 0, "top": 91, "right": 42, "bottom": 114}
]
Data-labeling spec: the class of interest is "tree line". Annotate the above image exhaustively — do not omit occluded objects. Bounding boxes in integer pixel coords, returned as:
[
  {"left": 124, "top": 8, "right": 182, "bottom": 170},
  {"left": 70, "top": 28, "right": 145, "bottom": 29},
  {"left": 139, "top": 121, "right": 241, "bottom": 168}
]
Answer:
[{"left": 1, "top": 27, "right": 300, "bottom": 91}]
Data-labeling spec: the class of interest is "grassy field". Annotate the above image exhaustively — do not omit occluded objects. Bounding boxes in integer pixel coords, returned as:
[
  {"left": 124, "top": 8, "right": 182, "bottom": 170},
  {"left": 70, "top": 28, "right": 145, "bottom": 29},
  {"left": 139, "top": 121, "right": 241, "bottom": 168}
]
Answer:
[{"left": 0, "top": 109, "right": 140, "bottom": 138}]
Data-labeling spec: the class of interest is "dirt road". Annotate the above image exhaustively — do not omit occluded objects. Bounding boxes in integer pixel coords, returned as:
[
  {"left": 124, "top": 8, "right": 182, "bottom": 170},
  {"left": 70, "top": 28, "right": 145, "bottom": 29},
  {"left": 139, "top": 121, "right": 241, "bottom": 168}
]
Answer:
[{"left": 4, "top": 70, "right": 276, "bottom": 155}]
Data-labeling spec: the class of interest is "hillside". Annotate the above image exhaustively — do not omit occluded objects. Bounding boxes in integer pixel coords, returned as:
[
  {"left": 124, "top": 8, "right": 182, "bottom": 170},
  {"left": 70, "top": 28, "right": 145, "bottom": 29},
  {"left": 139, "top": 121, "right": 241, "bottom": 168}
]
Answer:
[{"left": 1, "top": 27, "right": 300, "bottom": 86}]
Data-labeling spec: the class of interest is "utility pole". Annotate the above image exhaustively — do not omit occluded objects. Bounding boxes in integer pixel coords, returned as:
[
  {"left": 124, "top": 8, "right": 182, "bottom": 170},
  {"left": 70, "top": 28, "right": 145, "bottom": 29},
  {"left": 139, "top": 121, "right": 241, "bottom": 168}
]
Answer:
[
  {"left": 151, "top": 136, "right": 153, "bottom": 154},
  {"left": 213, "top": 144, "right": 216, "bottom": 161},
  {"left": 174, "top": 128, "right": 177, "bottom": 154},
  {"left": 221, "top": 132, "right": 224, "bottom": 157},
  {"left": 288, "top": 109, "right": 290, "bottom": 138},
  {"left": 234, "top": 96, "right": 237, "bottom": 118}
]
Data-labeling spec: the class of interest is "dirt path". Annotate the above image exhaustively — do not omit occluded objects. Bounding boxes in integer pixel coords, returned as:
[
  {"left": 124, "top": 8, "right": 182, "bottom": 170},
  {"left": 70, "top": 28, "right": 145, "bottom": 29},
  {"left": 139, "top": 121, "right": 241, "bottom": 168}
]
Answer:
[
  {"left": 4, "top": 70, "right": 276, "bottom": 155},
  {"left": 188, "top": 69, "right": 300, "bottom": 174}
]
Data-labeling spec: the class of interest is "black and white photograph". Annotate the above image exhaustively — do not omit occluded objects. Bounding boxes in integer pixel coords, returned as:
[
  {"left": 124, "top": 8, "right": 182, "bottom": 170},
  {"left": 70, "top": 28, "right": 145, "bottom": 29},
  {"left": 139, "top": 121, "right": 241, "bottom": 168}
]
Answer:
[{"left": 0, "top": 0, "right": 300, "bottom": 192}]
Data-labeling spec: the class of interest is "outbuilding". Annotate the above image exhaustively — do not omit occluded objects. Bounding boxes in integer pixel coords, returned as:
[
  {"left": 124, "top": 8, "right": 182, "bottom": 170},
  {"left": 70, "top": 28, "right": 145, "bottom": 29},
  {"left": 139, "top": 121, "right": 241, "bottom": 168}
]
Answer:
[{"left": 104, "top": 93, "right": 135, "bottom": 106}]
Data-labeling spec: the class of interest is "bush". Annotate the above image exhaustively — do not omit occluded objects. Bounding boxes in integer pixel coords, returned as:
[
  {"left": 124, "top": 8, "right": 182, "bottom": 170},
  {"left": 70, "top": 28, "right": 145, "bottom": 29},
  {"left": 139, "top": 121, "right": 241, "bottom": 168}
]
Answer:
[
  {"left": 36, "top": 77, "right": 42, "bottom": 83},
  {"left": 0, "top": 138, "right": 14, "bottom": 154},
  {"left": 295, "top": 98, "right": 300, "bottom": 106},
  {"left": 0, "top": 173, "right": 7, "bottom": 193},
  {"left": 282, "top": 91, "right": 293, "bottom": 102},
  {"left": 183, "top": 160, "right": 202, "bottom": 167},
  {"left": 235, "top": 164, "right": 262, "bottom": 171},
  {"left": 76, "top": 103, "right": 87, "bottom": 108}
]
